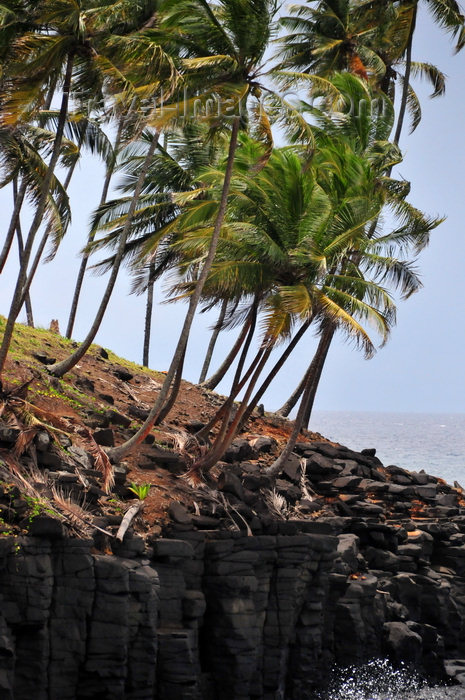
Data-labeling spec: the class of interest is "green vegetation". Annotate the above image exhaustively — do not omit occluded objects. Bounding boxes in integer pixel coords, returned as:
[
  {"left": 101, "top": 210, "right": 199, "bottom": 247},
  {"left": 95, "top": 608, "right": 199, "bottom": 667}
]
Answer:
[
  {"left": 128, "top": 483, "right": 151, "bottom": 500},
  {"left": 0, "top": 0, "right": 463, "bottom": 478}
]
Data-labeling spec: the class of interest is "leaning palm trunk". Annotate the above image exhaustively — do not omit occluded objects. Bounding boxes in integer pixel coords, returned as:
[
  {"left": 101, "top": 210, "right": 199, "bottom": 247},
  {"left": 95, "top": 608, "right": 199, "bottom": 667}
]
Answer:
[
  {"left": 142, "top": 263, "right": 156, "bottom": 367},
  {"left": 201, "top": 316, "right": 252, "bottom": 390},
  {"left": 65, "top": 121, "right": 123, "bottom": 339},
  {"left": 107, "top": 116, "right": 241, "bottom": 462},
  {"left": 49, "top": 130, "right": 161, "bottom": 378},
  {"left": 18, "top": 157, "right": 78, "bottom": 311},
  {"left": 0, "top": 53, "right": 75, "bottom": 377},
  {"left": 277, "top": 367, "right": 307, "bottom": 418},
  {"left": 188, "top": 344, "right": 273, "bottom": 475},
  {"left": 238, "top": 319, "right": 312, "bottom": 429},
  {"left": 198, "top": 297, "right": 228, "bottom": 383},
  {"left": 12, "top": 180, "right": 34, "bottom": 327},
  {"left": 154, "top": 345, "right": 186, "bottom": 425},
  {"left": 0, "top": 178, "right": 28, "bottom": 274},
  {"left": 393, "top": 7, "right": 417, "bottom": 146},
  {"left": 301, "top": 331, "right": 335, "bottom": 430},
  {"left": 196, "top": 296, "right": 260, "bottom": 441},
  {"left": 266, "top": 324, "right": 335, "bottom": 477}
]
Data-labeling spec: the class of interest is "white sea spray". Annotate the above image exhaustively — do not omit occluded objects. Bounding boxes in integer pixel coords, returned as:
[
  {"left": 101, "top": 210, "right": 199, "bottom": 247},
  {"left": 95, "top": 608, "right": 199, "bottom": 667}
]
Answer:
[{"left": 313, "top": 658, "right": 464, "bottom": 700}]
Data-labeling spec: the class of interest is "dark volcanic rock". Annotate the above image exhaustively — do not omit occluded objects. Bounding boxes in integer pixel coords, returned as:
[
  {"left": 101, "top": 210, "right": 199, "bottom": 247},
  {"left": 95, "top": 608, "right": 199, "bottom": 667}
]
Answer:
[
  {"left": 223, "top": 439, "right": 256, "bottom": 463},
  {"left": 32, "top": 352, "right": 56, "bottom": 365},
  {"left": 93, "top": 428, "right": 115, "bottom": 447}
]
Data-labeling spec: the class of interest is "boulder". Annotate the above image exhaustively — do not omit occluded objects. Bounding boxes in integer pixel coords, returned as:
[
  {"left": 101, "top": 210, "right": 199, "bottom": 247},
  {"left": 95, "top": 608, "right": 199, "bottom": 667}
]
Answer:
[{"left": 383, "top": 622, "right": 422, "bottom": 663}]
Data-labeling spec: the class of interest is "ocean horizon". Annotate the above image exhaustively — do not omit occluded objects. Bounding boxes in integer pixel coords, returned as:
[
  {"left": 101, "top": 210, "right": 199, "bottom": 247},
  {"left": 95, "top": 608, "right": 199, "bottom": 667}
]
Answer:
[{"left": 310, "top": 410, "right": 465, "bottom": 487}]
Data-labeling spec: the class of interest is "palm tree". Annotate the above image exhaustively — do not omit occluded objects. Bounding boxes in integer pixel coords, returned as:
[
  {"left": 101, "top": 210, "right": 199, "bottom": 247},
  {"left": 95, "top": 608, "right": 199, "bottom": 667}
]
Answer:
[
  {"left": 163, "top": 138, "right": 393, "bottom": 475},
  {"left": 275, "top": 72, "right": 439, "bottom": 417},
  {"left": 0, "top": 0, "right": 110, "bottom": 374},
  {"left": 277, "top": 0, "right": 393, "bottom": 80},
  {"left": 0, "top": 0, "right": 178, "bottom": 376},
  {"left": 69, "top": 121, "right": 226, "bottom": 375},
  {"left": 107, "top": 0, "right": 297, "bottom": 462},
  {"left": 176, "top": 84, "right": 438, "bottom": 477},
  {"left": 393, "top": 0, "right": 465, "bottom": 145},
  {"left": 277, "top": 0, "right": 463, "bottom": 143}
]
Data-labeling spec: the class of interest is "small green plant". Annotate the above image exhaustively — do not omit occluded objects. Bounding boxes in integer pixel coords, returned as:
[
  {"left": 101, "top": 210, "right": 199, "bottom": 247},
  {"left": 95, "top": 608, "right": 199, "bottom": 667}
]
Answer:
[
  {"left": 128, "top": 482, "right": 151, "bottom": 500},
  {"left": 0, "top": 516, "right": 13, "bottom": 536},
  {"left": 24, "top": 495, "right": 56, "bottom": 522},
  {"left": 107, "top": 497, "right": 124, "bottom": 513}
]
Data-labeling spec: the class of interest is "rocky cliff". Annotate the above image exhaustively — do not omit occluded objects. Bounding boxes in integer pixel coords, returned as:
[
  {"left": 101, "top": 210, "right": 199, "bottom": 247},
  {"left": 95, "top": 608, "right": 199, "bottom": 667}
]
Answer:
[
  {"left": 1, "top": 327, "right": 465, "bottom": 698},
  {"left": 2, "top": 436, "right": 465, "bottom": 699}
]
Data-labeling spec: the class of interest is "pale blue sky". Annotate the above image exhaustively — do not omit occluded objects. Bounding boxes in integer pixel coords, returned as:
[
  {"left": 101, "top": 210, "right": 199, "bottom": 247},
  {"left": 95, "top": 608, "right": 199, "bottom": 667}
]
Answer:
[{"left": 0, "top": 5, "right": 464, "bottom": 416}]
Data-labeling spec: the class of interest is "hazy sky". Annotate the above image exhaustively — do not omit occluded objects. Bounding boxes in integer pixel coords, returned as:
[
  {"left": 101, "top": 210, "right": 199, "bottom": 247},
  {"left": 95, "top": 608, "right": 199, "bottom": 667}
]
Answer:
[{"left": 1, "top": 5, "right": 464, "bottom": 417}]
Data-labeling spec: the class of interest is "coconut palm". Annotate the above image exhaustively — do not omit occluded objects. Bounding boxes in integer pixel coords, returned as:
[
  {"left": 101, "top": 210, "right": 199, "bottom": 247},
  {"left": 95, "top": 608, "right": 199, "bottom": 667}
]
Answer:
[
  {"left": 107, "top": 0, "right": 310, "bottom": 462},
  {"left": 277, "top": 0, "right": 462, "bottom": 142},
  {"left": 0, "top": 0, "right": 178, "bottom": 376},
  {"left": 272, "top": 71, "right": 436, "bottom": 418},
  {"left": 74, "top": 121, "right": 226, "bottom": 372},
  {"left": 277, "top": 0, "right": 394, "bottom": 81},
  {"left": 171, "top": 82, "right": 439, "bottom": 477},
  {"left": 393, "top": 0, "right": 465, "bottom": 145}
]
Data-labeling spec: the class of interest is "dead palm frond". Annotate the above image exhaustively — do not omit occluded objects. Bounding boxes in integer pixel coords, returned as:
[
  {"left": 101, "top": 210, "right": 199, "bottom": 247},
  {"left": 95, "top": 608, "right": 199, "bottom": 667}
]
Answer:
[
  {"left": 77, "top": 426, "right": 114, "bottom": 493},
  {"left": 262, "top": 488, "right": 291, "bottom": 520},
  {"left": 50, "top": 485, "right": 96, "bottom": 538},
  {"left": 12, "top": 426, "right": 38, "bottom": 458}
]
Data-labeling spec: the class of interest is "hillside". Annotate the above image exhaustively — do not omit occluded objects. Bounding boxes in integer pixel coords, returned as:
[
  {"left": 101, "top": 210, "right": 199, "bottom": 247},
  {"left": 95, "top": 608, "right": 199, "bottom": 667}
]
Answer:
[
  {"left": 4, "top": 320, "right": 465, "bottom": 697},
  {"left": 1, "top": 317, "right": 461, "bottom": 545},
  {"left": 0, "top": 318, "right": 328, "bottom": 540}
]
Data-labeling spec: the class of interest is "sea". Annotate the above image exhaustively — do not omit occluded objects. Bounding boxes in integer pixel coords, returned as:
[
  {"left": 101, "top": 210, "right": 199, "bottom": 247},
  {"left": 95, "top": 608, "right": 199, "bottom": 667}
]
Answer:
[
  {"left": 308, "top": 412, "right": 465, "bottom": 700},
  {"left": 310, "top": 411, "right": 465, "bottom": 487}
]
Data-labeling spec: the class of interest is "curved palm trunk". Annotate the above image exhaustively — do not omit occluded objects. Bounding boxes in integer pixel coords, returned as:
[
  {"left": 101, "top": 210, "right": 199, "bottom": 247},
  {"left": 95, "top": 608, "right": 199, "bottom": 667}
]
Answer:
[
  {"left": 301, "top": 331, "right": 334, "bottom": 430},
  {"left": 190, "top": 344, "right": 273, "bottom": 473},
  {"left": 108, "top": 116, "right": 241, "bottom": 462},
  {"left": 12, "top": 180, "right": 34, "bottom": 327},
  {"left": 393, "top": 6, "right": 417, "bottom": 146},
  {"left": 49, "top": 131, "right": 161, "bottom": 378},
  {"left": 0, "top": 178, "right": 28, "bottom": 274},
  {"left": 154, "top": 345, "right": 186, "bottom": 425},
  {"left": 277, "top": 367, "right": 307, "bottom": 418},
  {"left": 201, "top": 317, "right": 251, "bottom": 390},
  {"left": 198, "top": 297, "right": 228, "bottom": 383},
  {"left": 19, "top": 157, "right": 78, "bottom": 310},
  {"left": 266, "top": 324, "right": 335, "bottom": 477},
  {"left": 238, "top": 319, "right": 312, "bottom": 429},
  {"left": 65, "top": 120, "right": 123, "bottom": 339},
  {"left": 196, "top": 297, "right": 260, "bottom": 441},
  {"left": 0, "top": 53, "right": 75, "bottom": 377},
  {"left": 142, "top": 264, "right": 156, "bottom": 367}
]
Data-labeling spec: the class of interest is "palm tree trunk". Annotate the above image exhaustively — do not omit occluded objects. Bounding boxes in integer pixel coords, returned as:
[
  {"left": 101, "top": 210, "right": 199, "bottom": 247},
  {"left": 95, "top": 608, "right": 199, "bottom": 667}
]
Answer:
[
  {"left": 142, "top": 263, "right": 155, "bottom": 367},
  {"left": 12, "top": 179, "right": 34, "bottom": 327},
  {"left": 196, "top": 296, "right": 260, "bottom": 440},
  {"left": 48, "top": 130, "right": 161, "bottom": 378},
  {"left": 198, "top": 297, "right": 228, "bottom": 383},
  {"left": 301, "top": 331, "right": 334, "bottom": 430},
  {"left": 266, "top": 325, "right": 334, "bottom": 477},
  {"left": 0, "top": 52, "right": 75, "bottom": 377},
  {"left": 277, "top": 367, "right": 308, "bottom": 418},
  {"left": 154, "top": 346, "right": 186, "bottom": 424},
  {"left": 393, "top": 7, "right": 417, "bottom": 146},
  {"left": 108, "top": 116, "right": 241, "bottom": 462},
  {"left": 238, "top": 319, "right": 312, "bottom": 428},
  {"left": 201, "top": 314, "right": 251, "bottom": 390},
  {"left": 65, "top": 119, "right": 123, "bottom": 339},
  {"left": 190, "top": 343, "right": 273, "bottom": 473},
  {"left": 19, "top": 157, "right": 78, "bottom": 310},
  {"left": 0, "top": 178, "right": 27, "bottom": 274}
]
